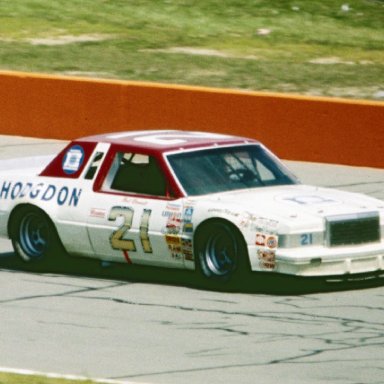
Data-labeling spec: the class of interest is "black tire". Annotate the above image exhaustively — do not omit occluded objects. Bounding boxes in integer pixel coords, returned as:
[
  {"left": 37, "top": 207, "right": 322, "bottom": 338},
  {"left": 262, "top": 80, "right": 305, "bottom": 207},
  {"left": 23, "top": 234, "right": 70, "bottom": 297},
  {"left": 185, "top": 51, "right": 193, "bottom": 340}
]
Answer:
[
  {"left": 195, "top": 220, "right": 249, "bottom": 284},
  {"left": 10, "top": 206, "right": 64, "bottom": 263}
]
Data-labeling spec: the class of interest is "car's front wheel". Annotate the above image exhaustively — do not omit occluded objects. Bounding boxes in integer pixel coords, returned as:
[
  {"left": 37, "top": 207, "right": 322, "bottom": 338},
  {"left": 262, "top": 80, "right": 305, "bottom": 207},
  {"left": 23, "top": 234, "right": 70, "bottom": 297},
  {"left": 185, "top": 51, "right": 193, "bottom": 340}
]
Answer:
[
  {"left": 195, "top": 220, "right": 249, "bottom": 284},
  {"left": 10, "top": 206, "right": 63, "bottom": 263}
]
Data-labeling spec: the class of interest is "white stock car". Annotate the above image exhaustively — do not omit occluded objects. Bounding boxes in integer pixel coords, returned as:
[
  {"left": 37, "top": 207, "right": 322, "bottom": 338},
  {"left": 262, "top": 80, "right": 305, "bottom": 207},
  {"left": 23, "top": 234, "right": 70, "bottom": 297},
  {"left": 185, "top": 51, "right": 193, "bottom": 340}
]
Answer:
[{"left": 0, "top": 130, "right": 383, "bottom": 284}]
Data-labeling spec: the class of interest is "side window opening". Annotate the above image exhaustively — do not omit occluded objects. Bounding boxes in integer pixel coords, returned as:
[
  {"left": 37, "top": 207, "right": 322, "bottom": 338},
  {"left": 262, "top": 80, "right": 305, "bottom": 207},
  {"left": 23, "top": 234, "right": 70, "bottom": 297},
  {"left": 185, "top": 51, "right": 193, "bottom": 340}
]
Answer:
[
  {"left": 107, "top": 152, "right": 167, "bottom": 197},
  {"left": 84, "top": 152, "right": 104, "bottom": 180}
]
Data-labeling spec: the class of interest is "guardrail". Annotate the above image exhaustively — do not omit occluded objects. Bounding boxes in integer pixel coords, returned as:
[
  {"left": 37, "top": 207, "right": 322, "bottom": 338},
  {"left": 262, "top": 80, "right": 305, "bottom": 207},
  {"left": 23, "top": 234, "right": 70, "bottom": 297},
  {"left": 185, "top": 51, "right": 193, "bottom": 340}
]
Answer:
[{"left": 0, "top": 70, "right": 383, "bottom": 168}]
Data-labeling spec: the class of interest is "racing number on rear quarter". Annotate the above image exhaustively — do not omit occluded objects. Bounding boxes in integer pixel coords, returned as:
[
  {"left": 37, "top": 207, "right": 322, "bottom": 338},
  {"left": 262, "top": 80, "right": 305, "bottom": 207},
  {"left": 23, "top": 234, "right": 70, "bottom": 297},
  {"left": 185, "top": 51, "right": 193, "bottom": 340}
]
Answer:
[{"left": 108, "top": 206, "right": 153, "bottom": 253}]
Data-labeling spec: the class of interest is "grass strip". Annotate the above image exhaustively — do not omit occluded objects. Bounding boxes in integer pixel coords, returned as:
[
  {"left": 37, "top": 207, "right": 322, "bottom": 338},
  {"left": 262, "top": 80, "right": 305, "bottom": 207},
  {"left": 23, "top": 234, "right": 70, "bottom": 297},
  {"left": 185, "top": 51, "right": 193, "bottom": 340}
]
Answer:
[{"left": 0, "top": 0, "right": 383, "bottom": 99}]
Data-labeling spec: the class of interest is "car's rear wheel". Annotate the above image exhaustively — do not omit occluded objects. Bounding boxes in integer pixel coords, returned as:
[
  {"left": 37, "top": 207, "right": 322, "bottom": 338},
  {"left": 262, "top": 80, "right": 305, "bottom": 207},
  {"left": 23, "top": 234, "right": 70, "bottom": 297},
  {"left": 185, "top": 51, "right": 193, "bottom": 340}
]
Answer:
[
  {"left": 195, "top": 220, "right": 249, "bottom": 284},
  {"left": 10, "top": 206, "right": 63, "bottom": 263}
]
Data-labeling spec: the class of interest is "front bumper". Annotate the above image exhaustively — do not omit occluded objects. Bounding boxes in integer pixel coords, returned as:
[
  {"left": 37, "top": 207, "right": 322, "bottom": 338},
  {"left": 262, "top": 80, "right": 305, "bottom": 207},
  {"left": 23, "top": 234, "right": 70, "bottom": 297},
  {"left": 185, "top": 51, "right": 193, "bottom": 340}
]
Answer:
[{"left": 248, "top": 241, "right": 384, "bottom": 277}]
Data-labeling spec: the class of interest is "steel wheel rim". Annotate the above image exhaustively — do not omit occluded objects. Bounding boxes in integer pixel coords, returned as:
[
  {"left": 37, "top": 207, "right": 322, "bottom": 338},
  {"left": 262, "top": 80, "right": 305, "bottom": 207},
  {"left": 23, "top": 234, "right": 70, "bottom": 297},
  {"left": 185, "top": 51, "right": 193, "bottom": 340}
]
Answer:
[
  {"left": 19, "top": 212, "right": 49, "bottom": 258},
  {"left": 204, "top": 228, "right": 237, "bottom": 276}
]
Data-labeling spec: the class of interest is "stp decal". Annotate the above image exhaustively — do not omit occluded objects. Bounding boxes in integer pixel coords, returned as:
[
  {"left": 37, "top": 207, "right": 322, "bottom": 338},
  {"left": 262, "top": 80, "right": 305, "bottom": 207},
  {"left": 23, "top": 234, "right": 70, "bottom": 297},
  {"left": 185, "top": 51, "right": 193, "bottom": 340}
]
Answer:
[{"left": 62, "top": 145, "right": 85, "bottom": 175}]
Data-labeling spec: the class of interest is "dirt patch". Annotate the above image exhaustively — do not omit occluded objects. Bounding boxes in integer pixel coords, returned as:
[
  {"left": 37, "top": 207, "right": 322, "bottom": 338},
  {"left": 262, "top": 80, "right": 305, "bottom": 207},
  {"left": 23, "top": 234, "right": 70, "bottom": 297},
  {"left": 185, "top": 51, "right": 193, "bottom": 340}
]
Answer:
[
  {"left": 26, "top": 34, "right": 111, "bottom": 46},
  {"left": 305, "top": 86, "right": 383, "bottom": 99},
  {"left": 147, "top": 47, "right": 232, "bottom": 58},
  {"left": 308, "top": 57, "right": 373, "bottom": 65},
  {"left": 61, "top": 70, "right": 117, "bottom": 78},
  {"left": 143, "top": 46, "right": 262, "bottom": 61}
]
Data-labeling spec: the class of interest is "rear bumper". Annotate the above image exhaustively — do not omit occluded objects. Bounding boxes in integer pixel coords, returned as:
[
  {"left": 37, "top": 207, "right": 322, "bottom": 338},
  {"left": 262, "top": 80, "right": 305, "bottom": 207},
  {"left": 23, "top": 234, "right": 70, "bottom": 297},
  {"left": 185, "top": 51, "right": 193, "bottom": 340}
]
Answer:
[{"left": 249, "top": 242, "right": 384, "bottom": 277}]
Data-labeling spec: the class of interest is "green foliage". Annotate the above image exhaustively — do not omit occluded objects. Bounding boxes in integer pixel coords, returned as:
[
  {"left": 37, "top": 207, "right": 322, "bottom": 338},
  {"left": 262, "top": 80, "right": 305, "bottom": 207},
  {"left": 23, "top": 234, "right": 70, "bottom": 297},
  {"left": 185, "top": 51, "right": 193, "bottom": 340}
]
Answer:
[{"left": 0, "top": 0, "right": 383, "bottom": 99}]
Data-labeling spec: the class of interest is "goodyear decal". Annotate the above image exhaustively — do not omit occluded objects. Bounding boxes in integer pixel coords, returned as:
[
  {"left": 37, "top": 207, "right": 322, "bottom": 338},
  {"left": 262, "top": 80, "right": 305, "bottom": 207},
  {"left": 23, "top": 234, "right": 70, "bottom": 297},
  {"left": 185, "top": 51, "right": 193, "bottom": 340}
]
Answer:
[{"left": 0, "top": 180, "right": 82, "bottom": 207}]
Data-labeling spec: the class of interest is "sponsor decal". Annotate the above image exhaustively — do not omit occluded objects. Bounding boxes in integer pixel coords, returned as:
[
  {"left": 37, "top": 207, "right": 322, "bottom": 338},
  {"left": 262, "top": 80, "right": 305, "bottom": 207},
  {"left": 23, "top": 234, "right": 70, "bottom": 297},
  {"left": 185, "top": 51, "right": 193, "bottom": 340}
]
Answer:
[
  {"left": 162, "top": 210, "right": 182, "bottom": 219},
  {"left": 183, "top": 222, "right": 194, "bottom": 233},
  {"left": 164, "top": 213, "right": 182, "bottom": 235},
  {"left": 62, "top": 145, "right": 85, "bottom": 175},
  {"left": 163, "top": 205, "right": 194, "bottom": 235},
  {"left": 266, "top": 235, "right": 278, "bottom": 249},
  {"left": 0, "top": 180, "right": 82, "bottom": 207},
  {"left": 165, "top": 234, "right": 183, "bottom": 259},
  {"left": 165, "top": 234, "right": 194, "bottom": 261},
  {"left": 255, "top": 231, "right": 278, "bottom": 271},
  {"left": 239, "top": 212, "right": 254, "bottom": 228},
  {"left": 255, "top": 233, "right": 278, "bottom": 249},
  {"left": 257, "top": 249, "right": 276, "bottom": 270},
  {"left": 182, "top": 238, "right": 194, "bottom": 261},
  {"left": 255, "top": 232, "right": 266, "bottom": 246},
  {"left": 207, "top": 208, "right": 240, "bottom": 217},
  {"left": 182, "top": 206, "right": 194, "bottom": 233},
  {"left": 162, "top": 204, "right": 195, "bottom": 261},
  {"left": 251, "top": 216, "right": 279, "bottom": 234},
  {"left": 165, "top": 202, "right": 182, "bottom": 212},
  {"left": 121, "top": 197, "right": 148, "bottom": 205},
  {"left": 184, "top": 207, "right": 194, "bottom": 217},
  {"left": 90, "top": 208, "right": 106, "bottom": 219}
]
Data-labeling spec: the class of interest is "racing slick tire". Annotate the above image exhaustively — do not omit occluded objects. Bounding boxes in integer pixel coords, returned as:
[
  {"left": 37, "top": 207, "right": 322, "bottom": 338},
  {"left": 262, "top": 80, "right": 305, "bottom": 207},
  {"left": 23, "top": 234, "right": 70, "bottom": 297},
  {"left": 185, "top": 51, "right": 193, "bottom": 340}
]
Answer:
[
  {"left": 195, "top": 220, "right": 250, "bottom": 285},
  {"left": 10, "top": 205, "right": 64, "bottom": 263}
]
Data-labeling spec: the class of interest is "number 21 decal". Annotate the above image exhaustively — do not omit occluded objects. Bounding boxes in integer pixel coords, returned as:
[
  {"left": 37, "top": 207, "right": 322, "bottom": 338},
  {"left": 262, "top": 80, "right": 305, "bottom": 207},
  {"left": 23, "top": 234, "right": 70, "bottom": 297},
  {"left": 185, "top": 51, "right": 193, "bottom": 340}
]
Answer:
[
  {"left": 109, "top": 206, "right": 153, "bottom": 254},
  {"left": 300, "top": 233, "right": 313, "bottom": 246}
]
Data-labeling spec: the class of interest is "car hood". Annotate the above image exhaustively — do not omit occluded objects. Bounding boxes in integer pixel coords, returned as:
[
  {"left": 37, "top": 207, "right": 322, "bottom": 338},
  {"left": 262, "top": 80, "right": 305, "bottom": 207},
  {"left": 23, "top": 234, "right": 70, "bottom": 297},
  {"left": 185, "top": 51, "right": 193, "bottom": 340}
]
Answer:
[{"left": 203, "top": 184, "right": 384, "bottom": 232}]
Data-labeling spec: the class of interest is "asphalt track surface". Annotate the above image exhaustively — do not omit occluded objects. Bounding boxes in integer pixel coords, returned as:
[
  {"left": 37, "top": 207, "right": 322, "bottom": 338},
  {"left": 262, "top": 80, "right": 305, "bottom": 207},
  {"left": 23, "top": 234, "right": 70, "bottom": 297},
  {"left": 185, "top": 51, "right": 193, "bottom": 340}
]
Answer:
[{"left": 1, "top": 135, "right": 384, "bottom": 384}]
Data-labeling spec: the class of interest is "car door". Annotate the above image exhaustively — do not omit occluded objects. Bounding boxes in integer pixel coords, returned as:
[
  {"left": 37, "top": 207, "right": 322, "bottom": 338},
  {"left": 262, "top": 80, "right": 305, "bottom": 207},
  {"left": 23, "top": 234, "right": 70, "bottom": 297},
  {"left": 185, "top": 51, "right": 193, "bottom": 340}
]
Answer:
[{"left": 86, "top": 149, "right": 186, "bottom": 268}]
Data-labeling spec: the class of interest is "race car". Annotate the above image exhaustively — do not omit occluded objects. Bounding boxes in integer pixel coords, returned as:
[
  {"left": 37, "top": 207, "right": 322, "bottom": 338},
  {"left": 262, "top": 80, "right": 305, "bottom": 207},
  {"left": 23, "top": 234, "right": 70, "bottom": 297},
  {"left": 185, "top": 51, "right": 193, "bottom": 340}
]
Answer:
[{"left": 0, "top": 130, "right": 383, "bottom": 283}]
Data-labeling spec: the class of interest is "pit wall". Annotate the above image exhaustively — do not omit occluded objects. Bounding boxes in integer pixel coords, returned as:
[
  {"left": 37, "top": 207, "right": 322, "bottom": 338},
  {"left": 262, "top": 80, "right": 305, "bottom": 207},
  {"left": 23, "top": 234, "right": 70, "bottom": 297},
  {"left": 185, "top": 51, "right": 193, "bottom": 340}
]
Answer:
[{"left": 0, "top": 70, "right": 383, "bottom": 168}]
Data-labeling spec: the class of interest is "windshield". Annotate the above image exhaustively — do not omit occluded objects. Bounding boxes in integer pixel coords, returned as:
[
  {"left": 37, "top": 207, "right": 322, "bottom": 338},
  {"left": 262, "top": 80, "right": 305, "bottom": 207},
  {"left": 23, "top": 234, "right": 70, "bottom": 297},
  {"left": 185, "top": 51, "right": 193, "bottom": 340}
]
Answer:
[{"left": 167, "top": 144, "right": 298, "bottom": 196}]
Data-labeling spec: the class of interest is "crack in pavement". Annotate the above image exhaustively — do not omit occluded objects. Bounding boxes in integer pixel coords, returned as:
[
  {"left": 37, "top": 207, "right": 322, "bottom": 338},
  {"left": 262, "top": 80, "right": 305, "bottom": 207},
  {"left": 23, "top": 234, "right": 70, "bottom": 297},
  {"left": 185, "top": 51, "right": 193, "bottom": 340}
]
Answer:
[
  {"left": 72, "top": 294, "right": 384, "bottom": 328},
  {"left": 1, "top": 271, "right": 383, "bottom": 383},
  {"left": 0, "top": 281, "right": 129, "bottom": 305},
  {"left": 69, "top": 293, "right": 383, "bottom": 381}
]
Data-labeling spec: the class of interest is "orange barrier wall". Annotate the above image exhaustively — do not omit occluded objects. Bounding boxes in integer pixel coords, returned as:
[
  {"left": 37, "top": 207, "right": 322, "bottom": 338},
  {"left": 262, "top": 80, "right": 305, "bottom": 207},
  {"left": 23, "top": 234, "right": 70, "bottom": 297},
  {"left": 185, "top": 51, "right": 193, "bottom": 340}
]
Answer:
[{"left": 0, "top": 70, "right": 383, "bottom": 168}]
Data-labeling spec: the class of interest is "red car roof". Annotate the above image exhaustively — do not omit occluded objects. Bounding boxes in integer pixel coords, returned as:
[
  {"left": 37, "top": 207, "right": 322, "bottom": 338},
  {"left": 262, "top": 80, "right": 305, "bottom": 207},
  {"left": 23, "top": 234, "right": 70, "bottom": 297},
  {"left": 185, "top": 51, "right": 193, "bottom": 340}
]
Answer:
[{"left": 80, "top": 130, "right": 257, "bottom": 153}]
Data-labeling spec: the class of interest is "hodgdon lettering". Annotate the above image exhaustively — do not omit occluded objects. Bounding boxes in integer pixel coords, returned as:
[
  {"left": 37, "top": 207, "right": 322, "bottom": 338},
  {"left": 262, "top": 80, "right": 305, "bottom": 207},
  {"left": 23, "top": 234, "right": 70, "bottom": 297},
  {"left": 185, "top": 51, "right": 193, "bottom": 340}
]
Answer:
[{"left": 0, "top": 180, "right": 82, "bottom": 207}]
